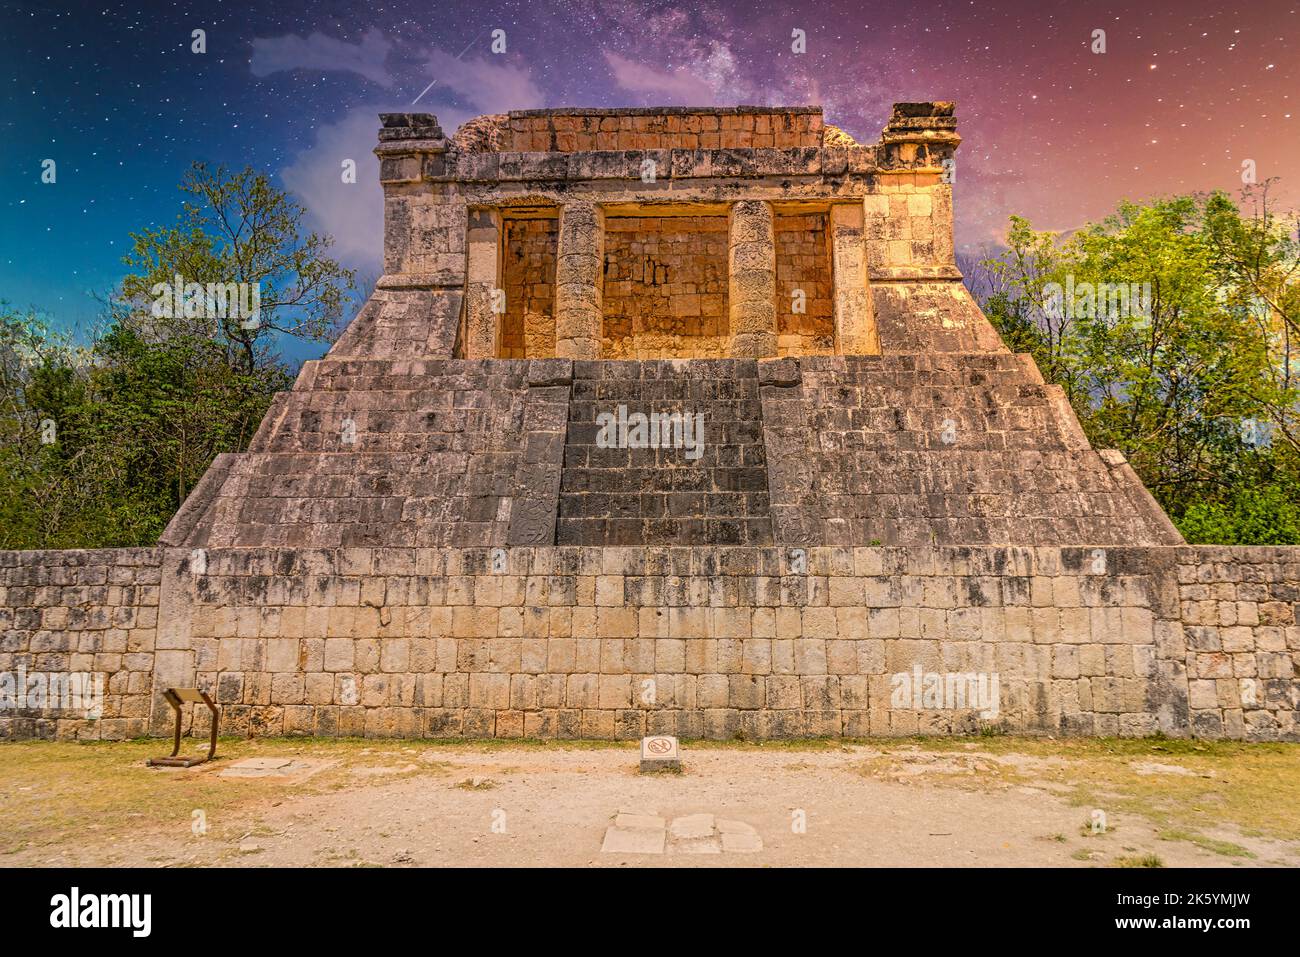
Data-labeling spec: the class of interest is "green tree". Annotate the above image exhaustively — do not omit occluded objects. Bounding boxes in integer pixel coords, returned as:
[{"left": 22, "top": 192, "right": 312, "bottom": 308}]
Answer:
[
  {"left": 975, "top": 192, "right": 1300, "bottom": 543},
  {"left": 120, "top": 162, "right": 354, "bottom": 376},
  {"left": 0, "top": 164, "right": 352, "bottom": 548}
]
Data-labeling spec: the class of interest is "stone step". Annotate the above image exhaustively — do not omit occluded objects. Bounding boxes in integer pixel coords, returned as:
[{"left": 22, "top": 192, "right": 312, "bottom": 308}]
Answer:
[
  {"left": 298, "top": 353, "right": 1031, "bottom": 391},
  {"left": 174, "top": 353, "right": 1181, "bottom": 549},
  {"left": 760, "top": 358, "right": 1183, "bottom": 546},
  {"left": 189, "top": 451, "right": 513, "bottom": 547},
  {"left": 557, "top": 361, "right": 771, "bottom": 546},
  {"left": 261, "top": 392, "right": 528, "bottom": 453}
]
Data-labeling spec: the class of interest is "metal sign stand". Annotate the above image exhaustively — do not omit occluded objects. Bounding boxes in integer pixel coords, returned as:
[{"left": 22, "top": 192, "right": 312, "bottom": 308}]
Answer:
[{"left": 147, "top": 688, "right": 220, "bottom": 768}]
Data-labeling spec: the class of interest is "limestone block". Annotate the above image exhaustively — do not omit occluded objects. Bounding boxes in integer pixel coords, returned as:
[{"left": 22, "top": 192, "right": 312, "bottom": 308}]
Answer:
[
  {"left": 463, "top": 207, "right": 503, "bottom": 359},
  {"left": 831, "top": 203, "right": 879, "bottom": 355}
]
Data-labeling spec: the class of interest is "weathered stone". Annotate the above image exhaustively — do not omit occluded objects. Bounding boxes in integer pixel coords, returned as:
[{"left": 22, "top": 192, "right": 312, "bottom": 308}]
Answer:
[
  {"left": 669, "top": 813, "right": 715, "bottom": 839},
  {"left": 3, "top": 106, "right": 1298, "bottom": 748},
  {"left": 600, "top": 825, "right": 665, "bottom": 855}
]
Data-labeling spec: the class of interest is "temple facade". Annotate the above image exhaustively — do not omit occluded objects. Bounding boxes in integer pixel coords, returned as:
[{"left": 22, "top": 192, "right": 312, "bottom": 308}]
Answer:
[
  {"left": 161, "top": 104, "right": 1182, "bottom": 552},
  {"left": 3, "top": 106, "right": 1296, "bottom": 744}
]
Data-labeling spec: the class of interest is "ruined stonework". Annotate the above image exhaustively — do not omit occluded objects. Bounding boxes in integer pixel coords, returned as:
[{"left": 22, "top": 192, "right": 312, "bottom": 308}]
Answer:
[
  {"left": 162, "top": 103, "right": 1180, "bottom": 552},
  {"left": 2, "top": 105, "right": 1297, "bottom": 742},
  {"left": 3, "top": 546, "right": 1298, "bottom": 742}
]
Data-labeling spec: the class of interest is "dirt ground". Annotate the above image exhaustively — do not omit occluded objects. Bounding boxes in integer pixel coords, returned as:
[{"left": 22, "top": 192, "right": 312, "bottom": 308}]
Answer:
[{"left": 2, "top": 736, "right": 1298, "bottom": 868}]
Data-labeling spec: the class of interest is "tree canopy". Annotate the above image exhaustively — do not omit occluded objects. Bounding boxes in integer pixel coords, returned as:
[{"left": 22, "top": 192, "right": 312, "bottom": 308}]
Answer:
[
  {"left": 0, "top": 163, "right": 352, "bottom": 548},
  {"left": 970, "top": 186, "right": 1300, "bottom": 544}
]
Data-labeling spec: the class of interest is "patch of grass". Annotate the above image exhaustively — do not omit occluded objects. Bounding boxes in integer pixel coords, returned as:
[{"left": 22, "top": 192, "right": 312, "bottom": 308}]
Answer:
[
  {"left": 1157, "top": 828, "right": 1254, "bottom": 858},
  {"left": 844, "top": 733, "right": 1291, "bottom": 762},
  {"left": 4, "top": 733, "right": 1299, "bottom": 863},
  {"left": 1114, "top": 854, "right": 1164, "bottom": 868},
  {"left": 1079, "top": 818, "right": 1113, "bottom": 838},
  {"left": 0, "top": 733, "right": 658, "bottom": 858},
  {"left": 1070, "top": 848, "right": 1095, "bottom": 861},
  {"left": 0, "top": 736, "right": 462, "bottom": 856},
  {"left": 320, "top": 847, "right": 361, "bottom": 864},
  {"left": 0, "top": 738, "right": 270, "bottom": 856}
]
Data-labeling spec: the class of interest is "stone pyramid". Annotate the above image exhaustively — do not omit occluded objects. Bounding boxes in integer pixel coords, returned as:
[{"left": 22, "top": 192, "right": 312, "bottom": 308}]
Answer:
[{"left": 163, "top": 104, "right": 1182, "bottom": 551}]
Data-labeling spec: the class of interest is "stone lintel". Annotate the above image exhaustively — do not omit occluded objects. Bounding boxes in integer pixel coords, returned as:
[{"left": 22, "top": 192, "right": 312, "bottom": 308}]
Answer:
[
  {"left": 436, "top": 147, "right": 879, "bottom": 185},
  {"left": 375, "top": 271, "right": 464, "bottom": 290},
  {"left": 869, "top": 266, "right": 964, "bottom": 282},
  {"left": 508, "top": 105, "right": 824, "bottom": 119}
]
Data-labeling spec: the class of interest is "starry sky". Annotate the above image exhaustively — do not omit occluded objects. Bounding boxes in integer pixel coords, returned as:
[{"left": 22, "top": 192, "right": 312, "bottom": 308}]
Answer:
[{"left": 3, "top": 0, "right": 1297, "bottom": 358}]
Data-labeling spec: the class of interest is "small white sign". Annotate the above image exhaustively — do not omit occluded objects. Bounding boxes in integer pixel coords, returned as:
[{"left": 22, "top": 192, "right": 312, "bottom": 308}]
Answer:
[{"left": 640, "top": 735, "right": 680, "bottom": 771}]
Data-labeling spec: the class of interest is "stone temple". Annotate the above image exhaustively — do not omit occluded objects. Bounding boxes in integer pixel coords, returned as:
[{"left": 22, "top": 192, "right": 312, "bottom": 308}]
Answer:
[
  {"left": 165, "top": 104, "right": 1181, "bottom": 552},
  {"left": 2, "top": 105, "right": 1297, "bottom": 743}
]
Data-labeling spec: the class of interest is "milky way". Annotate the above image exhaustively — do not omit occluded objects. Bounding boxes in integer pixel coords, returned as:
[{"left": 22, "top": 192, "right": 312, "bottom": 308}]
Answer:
[{"left": 3, "top": 0, "right": 1296, "bottom": 355}]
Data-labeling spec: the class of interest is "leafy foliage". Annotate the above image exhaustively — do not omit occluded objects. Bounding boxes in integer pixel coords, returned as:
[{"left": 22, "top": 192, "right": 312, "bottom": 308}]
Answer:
[
  {"left": 971, "top": 188, "right": 1300, "bottom": 544},
  {"left": 119, "top": 163, "right": 353, "bottom": 376},
  {"left": 0, "top": 164, "right": 350, "bottom": 548}
]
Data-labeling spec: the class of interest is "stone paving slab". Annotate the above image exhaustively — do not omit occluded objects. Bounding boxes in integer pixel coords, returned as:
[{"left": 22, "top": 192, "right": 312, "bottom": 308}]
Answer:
[
  {"left": 601, "top": 826, "right": 666, "bottom": 855},
  {"left": 218, "top": 758, "right": 332, "bottom": 781},
  {"left": 669, "top": 813, "right": 715, "bottom": 840},
  {"left": 614, "top": 812, "right": 666, "bottom": 830},
  {"left": 601, "top": 809, "right": 763, "bottom": 856}
]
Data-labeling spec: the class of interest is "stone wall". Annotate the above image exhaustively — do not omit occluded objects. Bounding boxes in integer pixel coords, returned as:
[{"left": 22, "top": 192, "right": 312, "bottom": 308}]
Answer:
[
  {"left": 504, "top": 107, "right": 826, "bottom": 152},
  {"left": 774, "top": 211, "right": 834, "bottom": 354},
  {"left": 3, "top": 545, "right": 1297, "bottom": 742},
  {"left": 1177, "top": 547, "right": 1300, "bottom": 739},
  {"left": 863, "top": 176, "right": 954, "bottom": 279},
  {"left": 0, "top": 548, "right": 161, "bottom": 739},
  {"left": 502, "top": 217, "right": 557, "bottom": 358},
  {"left": 601, "top": 215, "right": 730, "bottom": 357},
  {"left": 369, "top": 103, "right": 963, "bottom": 364}
]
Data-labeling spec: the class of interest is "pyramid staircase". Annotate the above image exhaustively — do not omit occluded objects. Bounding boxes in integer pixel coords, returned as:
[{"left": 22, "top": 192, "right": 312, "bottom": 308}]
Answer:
[
  {"left": 165, "top": 348, "right": 1181, "bottom": 548},
  {"left": 558, "top": 360, "right": 771, "bottom": 546}
]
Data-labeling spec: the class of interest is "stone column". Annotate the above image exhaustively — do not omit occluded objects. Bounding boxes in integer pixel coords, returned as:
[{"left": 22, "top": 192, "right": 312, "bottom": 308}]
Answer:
[
  {"left": 930, "top": 185, "right": 955, "bottom": 269},
  {"left": 464, "top": 208, "right": 502, "bottom": 358},
  {"left": 553, "top": 201, "right": 604, "bottom": 359},
  {"left": 364, "top": 113, "right": 466, "bottom": 359},
  {"left": 874, "top": 102, "right": 962, "bottom": 279},
  {"left": 373, "top": 113, "right": 454, "bottom": 283},
  {"left": 830, "top": 203, "right": 879, "bottom": 354},
  {"left": 727, "top": 200, "right": 777, "bottom": 357}
]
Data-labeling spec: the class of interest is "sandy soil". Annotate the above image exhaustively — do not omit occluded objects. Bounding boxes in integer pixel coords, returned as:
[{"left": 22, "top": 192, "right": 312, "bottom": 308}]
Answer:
[{"left": 7, "top": 741, "right": 1298, "bottom": 868}]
